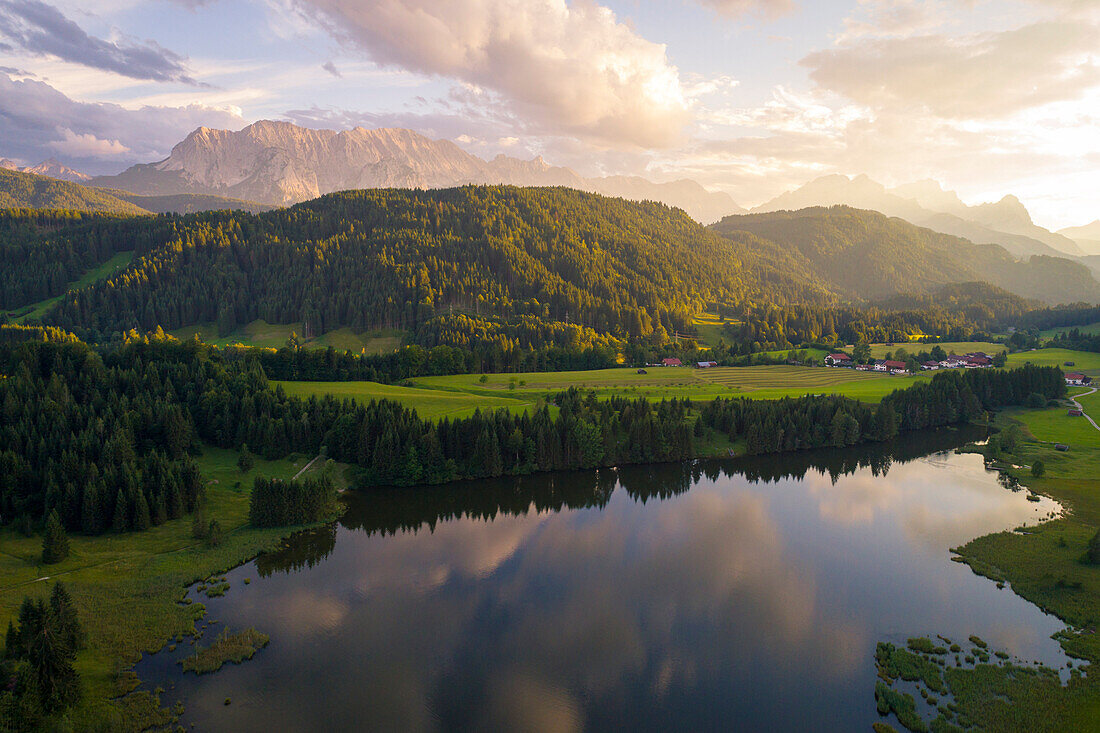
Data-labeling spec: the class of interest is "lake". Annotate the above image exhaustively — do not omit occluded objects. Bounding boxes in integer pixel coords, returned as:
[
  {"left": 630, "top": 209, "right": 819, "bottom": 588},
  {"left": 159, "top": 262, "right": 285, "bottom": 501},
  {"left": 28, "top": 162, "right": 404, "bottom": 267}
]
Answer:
[{"left": 138, "top": 427, "right": 1067, "bottom": 732}]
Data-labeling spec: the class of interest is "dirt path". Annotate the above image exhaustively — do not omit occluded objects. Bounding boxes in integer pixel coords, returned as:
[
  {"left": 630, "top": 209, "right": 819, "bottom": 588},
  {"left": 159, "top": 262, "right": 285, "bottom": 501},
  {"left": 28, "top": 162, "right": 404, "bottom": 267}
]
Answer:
[
  {"left": 293, "top": 453, "right": 323, "bottom": 480},
  {"left": 1070, "top": 387, "right": 1100, "bottom": 433}
]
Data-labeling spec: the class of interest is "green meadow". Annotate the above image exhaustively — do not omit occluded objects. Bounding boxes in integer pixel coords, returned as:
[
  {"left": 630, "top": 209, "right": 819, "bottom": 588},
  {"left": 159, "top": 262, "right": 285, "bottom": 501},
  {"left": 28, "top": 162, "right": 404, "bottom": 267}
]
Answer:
[
  {"left": 11, "top": 251, "right": 134, "bottom": 323},
  {"left": 172, "top": 319, "right": 403, "bottom": 354},
  {"left": 1039, "top": 321, "right": 1100, "bottom": 339},
  {"left": 274, "top": 364, "right": 931, "bottom": 422},
  {"left": 0, "top": 445, "right": 344, "bottom": 729},
  {"left": 867, "top": 341, "right": 1003, "bottom": 359}
]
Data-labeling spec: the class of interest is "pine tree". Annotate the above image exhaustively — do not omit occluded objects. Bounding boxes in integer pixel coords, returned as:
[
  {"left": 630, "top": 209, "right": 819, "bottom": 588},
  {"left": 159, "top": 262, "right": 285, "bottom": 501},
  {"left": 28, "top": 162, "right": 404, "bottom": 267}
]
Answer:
[
  {"left": 110, "top": 489, "right": 127, "bottom": 533},
  {"left": 237, "top": 444, "right": 255, "bottom": 473},
  {"left": 132, "top": 492, "right": 151, "bottom": 531},
  {"left": 41, "top": 510, "right": 69, "bottom": 565},
  {"left": 48, "top": 583, "right": 85, "bottom": 653}
]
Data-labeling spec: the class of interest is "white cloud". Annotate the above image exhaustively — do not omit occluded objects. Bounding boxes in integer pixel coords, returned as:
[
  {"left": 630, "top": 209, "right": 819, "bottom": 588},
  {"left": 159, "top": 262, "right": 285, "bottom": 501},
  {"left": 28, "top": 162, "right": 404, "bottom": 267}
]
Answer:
[
  {"left": 0, "top": 72, "right": 243, "bottom": 171},
  {"left": 287, "top": 0, "right": 691, "bottom": 148},
  {"left": 692, "top": 0, "right": 796, "bottom": 20},
  {"left": 48, "top": 127, "right": 129, "bottom": 156},
  {"left": 803, "top": 20, "right": 1100, "bottom": 119}
]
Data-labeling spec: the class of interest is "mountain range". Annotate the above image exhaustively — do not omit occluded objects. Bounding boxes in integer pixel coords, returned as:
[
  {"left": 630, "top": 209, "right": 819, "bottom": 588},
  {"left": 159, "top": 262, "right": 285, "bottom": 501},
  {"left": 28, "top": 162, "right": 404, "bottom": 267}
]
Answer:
[
  {"left": 0, "top": 157, "right": 92, "bottom": 182},
  {"left": 752, "top": 174, "right": 1090, "bottom": 260},
  {"left": 1059, "top": 221, "right": 1100, "bottom": 255},
  {"left": 88, "top": 120, "right": 743, "bottom": 224}
]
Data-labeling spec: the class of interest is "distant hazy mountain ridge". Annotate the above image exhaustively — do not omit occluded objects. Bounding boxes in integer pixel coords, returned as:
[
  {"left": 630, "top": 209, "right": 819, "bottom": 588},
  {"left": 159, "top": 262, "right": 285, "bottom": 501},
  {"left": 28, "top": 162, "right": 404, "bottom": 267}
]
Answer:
[
  {"left": 713, "top": 206, "right": 1100, "bottom": 305},
  {"left": 0, "top": 157, "right": 91, "bottom": 183},
  {"left": 753, "top": 174, "right": 1084, "bottom": 260},
  {"left": 90, "top": 120, "right": 742, "bottom": 223}
]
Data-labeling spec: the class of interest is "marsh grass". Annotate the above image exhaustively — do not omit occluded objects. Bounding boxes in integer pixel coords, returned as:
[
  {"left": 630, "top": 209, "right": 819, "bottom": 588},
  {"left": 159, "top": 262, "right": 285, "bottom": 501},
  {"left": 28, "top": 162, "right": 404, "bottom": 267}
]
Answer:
[{"left": 180, "top": 628, "right": 270, "bottom": 674}]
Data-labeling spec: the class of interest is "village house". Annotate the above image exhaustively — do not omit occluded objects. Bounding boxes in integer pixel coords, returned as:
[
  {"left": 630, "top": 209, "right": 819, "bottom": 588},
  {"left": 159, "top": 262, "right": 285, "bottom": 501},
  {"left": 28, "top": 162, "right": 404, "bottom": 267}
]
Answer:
[
  {"left": 825, "top": 353, "right": 852, "bottom": 367},
  {"left": 883, "top": 360, "right": 908, "bottom": 375},
  {"left": 696, "top": 361, "right": 718, "bottom": 369},
  {"left": 661, "top": 357, "right": 682, "bottom": 367},
  {"left": 1065, "top": 372, "right": 1091, "bottom": 386},
  {"left": 922, "top": 361, "right": 940, "bottom": 370}
]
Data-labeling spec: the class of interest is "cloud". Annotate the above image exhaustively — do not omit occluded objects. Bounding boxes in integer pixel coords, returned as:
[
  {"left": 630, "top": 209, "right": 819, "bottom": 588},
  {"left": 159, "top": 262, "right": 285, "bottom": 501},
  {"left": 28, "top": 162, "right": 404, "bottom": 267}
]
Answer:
[
  {"left": 802, "top": 21, "right": 1100, "bottom": 118},
  {"left": 692, "top": 0, "right": 796, "bottom": 20},
  {"left": 288, "top": 0, "right": 690, "bottom": 148},
  {"left": 321, "top": 59, "right": 341, "bottom": 77},
  {"left": 0, "top": 73, "right": 243, "bottom": 172},
  {"left": 48, "top": 127, "right": 130, "bottom": 156},
  {"left": 0, "top": 0, "right": 201, "bottom": 84}
]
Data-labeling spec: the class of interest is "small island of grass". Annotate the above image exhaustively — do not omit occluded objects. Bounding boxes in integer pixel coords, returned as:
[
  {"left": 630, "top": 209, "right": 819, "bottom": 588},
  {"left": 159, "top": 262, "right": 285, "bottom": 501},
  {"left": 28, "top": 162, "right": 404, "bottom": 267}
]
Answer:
[{"left": 180, "top": 628, "right": 270, "bottom": 674}]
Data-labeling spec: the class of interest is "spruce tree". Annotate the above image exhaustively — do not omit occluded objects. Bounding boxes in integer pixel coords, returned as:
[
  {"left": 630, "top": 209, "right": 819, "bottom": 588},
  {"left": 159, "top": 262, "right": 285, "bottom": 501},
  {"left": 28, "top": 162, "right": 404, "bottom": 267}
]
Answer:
[
  {"left": 48, "top": 583, "right": 85, "bottom": 653},
  {"left": 132, "top": 492, "right": 151, "bottom": 531},
  {"left": 238, "top": 444, "right": 255, "bottom": 473},
  {"left": 41, "top": 510, "right": 69, "bottom": 565}
]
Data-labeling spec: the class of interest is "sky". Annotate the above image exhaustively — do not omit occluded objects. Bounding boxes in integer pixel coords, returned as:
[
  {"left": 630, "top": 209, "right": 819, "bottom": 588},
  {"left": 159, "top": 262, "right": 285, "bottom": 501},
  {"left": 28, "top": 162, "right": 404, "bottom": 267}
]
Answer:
[{"left": 0, "top": 0, "right": 1098, "bottom": 229}]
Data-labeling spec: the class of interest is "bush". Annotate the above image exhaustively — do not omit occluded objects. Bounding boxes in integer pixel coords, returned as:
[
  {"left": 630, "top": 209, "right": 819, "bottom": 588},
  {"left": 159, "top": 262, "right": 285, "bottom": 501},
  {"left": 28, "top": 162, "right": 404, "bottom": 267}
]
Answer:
[
  {"left": 206, "top": 520, "right": 222, "bottom": 548},
  {"left": 1026, "top": 392, "right": 1047, "bottom": 408},
  {"left": 1031, "top": 460, "right": 1045, "bottom": 478},
  {"left": 1083, "top": 528, "right": 1100, "bottom": 565}
]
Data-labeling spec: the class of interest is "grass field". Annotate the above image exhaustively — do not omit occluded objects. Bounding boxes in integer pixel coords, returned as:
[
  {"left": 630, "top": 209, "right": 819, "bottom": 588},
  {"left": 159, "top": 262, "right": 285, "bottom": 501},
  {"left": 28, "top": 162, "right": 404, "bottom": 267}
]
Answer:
[
  {"left": 172, "top": 319, "right": 404, "bottom": 354},
  {"left": 11, "top": 251, "right": 134, "bottom": 323},
  {"left": 868, "top": 341, "right": 1003, "bottom": 359},
  {"left": 273, "top": 365, "right": 930, "bottom": 421},
  {"left": 691, "top": 313, "right": 733, "bottom": 346},
  {"left": 274, "top": 379, "right": 540, "bottom": 420},
  {"left": 0, "top": 444, "right": 343, "bottom": 729},
  {"left": 1040, "top": 321, "right": 1100, "bottom": 339},
  {"left": 1006, "top": 348, "right": 1100, "bottom": 375},
  {"left": 947, "top": 399, "right": 1100, "bottom": 731}
]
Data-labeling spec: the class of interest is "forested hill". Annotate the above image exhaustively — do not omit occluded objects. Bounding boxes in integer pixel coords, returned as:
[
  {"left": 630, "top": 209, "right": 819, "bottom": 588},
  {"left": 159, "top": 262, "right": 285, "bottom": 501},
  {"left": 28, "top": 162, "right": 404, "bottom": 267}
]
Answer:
[
  {"left": 0, "top": 168, "right": 150, "bottom": 215},
  {"left": 42, "top": 186, "right": 834, "bottom": 339},
  {"left": 712, "top": 206, "right": 1100, "bottom": 305}
]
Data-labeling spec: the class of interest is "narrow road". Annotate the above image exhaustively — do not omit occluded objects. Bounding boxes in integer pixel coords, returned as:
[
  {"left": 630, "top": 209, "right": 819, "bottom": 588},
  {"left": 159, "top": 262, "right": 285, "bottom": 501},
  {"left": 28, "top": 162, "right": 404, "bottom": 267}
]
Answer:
[{"left": 1070, "top": 386, "right": 1100, "bottom": 433}]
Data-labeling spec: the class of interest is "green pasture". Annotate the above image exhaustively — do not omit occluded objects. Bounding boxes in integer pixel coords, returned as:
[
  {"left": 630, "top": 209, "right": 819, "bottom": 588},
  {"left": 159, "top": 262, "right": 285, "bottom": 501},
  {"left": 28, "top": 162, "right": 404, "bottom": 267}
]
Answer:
[
  {"left": 1006, "top": 348, "right": 1100, "bottom": 374},
  {"left": 1039, "top": 321, "right": 1100, "bottom": 339},
  {"left": 868, "top": 341, "right": 1003, "bottom": 359},
  {"left": 278, "top": 365, "right": 928, "bottom": 420},
  {"left": 274, "top": 379, "right": 540, "bottom": 420},
  {"left": 0, "top": 443, "right": 342, "bottom": 729},
  {"left": 11, "top": 251, "right": 134, "bottom": 323},
  {"left": 172, "top": 319, "right": 403, "bottom": 354}
]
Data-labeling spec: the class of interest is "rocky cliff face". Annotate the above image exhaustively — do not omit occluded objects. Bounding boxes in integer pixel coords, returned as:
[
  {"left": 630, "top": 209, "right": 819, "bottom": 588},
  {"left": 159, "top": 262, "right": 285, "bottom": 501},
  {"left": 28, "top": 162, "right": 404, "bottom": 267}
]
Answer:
[{"left": 90, "top": 120, "right": 741, "bottom": 223}]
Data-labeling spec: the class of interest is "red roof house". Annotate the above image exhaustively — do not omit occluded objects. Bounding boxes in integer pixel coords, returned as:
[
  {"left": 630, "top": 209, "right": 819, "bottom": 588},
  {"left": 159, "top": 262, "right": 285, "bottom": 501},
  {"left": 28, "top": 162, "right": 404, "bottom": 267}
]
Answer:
[{"left": 662, "top": 357, "right": 682, "bottom": 367}]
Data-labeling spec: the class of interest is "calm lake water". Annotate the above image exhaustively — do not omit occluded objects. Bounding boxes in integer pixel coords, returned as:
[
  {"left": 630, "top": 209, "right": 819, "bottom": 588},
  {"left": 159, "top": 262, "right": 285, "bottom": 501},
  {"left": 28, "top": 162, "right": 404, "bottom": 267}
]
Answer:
[{"left": 139, "top": 428, "right": 1068, "bottom": 732}]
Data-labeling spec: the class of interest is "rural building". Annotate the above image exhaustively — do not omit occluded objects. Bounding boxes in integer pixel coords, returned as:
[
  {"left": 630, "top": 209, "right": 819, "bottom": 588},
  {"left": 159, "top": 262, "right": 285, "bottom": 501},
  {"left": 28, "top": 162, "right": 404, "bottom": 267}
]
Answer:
[
  {"left": 661, "top": 357, "right": 682, "bottom": 367},
  {"left": 922, "top": 361, "right": 940, "bottom": 370},
  {"left": 696, "top": 361, "right": 718, "bottom": 368},
  {"left": 883, "top": 360, "right": 907, "bottom": 375},
  {"left": 1069, "top": 409, "right": 1084, "bottom": 417},
  {"left": 825, "top": 353, "right": 852, "bottom": 367},
  {"left": 1065, "top": 373, "right": 1091, "bottom": 386}
]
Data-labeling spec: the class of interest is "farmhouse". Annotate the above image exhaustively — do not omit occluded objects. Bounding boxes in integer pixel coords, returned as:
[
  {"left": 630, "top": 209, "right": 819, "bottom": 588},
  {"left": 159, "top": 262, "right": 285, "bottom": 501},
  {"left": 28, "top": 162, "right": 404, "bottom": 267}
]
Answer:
[
  {"left": 883, "top": 360, "right": 908, "bottom": 375},
  {"left": 1069, "top": 409, "right": 1084, "bottom": 417},
  {"left": 825, "top": 353, "right": 852, "bottom": 367},
  {"left": 1065, "top": 372, "right": 1091, "bottom": 386},
  {"left": 963, "top": 354, "right": 993, "bottom": 368},
  {"left": 696, "top": 361, "right": 718, "bottom": 369},
  {"left": 661, "top": 357, "right": 682, "bottom": 367},
  {"left": 922, "top": 361, "right": 940, "bottom": 370}
]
